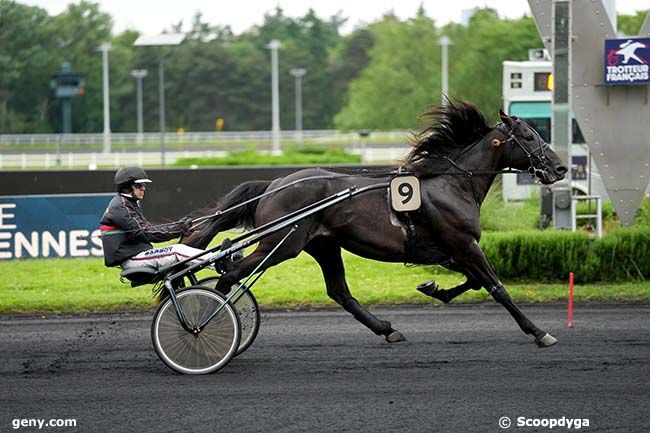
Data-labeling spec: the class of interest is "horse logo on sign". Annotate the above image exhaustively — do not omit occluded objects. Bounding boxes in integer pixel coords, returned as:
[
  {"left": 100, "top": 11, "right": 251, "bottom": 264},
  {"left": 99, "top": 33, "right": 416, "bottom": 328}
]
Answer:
[
  {"left": 614, "top": 39, "right": 647, "bottom": 64},
  {"left": 604, "top": 37, "right": 650, "bottom": 85}
]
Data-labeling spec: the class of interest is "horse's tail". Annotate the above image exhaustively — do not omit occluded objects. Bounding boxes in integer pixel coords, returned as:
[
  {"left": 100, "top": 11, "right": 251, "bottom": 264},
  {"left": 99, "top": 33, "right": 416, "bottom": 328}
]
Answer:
[{"left": 183, "top": 180, "right": 272, "bottom": 249}]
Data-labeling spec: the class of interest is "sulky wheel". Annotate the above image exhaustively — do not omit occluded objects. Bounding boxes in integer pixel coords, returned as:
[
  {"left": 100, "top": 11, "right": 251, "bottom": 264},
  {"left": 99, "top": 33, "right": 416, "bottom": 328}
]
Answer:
[
  {"left": 197, "top": 276, "right": 261, "bottom": 357},
  {"left": 151, "top": 286, "right": 240, "bottom": 374}
]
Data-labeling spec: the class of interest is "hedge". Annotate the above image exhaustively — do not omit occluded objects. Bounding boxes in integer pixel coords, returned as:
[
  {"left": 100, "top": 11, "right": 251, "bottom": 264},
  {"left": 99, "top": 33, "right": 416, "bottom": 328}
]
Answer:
[{"left": 480, "top": 228, "right": 650, "bottom": 283}]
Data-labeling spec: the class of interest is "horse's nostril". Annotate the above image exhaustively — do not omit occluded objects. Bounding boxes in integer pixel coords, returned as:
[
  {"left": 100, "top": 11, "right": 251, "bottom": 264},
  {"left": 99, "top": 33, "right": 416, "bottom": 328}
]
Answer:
[{"left": 556, "top": 165, "right": 568, "bottom": 175}]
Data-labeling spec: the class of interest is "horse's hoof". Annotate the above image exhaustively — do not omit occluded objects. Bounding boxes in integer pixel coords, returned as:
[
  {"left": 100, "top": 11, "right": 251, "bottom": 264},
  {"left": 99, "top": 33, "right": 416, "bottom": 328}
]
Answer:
[
  {"left": 416, "top": 280, "right": 438, "bottom": 297},
  {"left": 386, "top": 330, "right": 407, "bottom": 343},
  {"left": 536, "top": 333, "right": 558, "bottom": 348}
]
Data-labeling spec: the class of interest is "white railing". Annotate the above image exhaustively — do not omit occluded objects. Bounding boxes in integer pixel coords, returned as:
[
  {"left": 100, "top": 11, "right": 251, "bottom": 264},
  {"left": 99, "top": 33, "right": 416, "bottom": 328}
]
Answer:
[
  {"left": 0, "top": 146, "right": 408, "bottom": 170},
  {"left": 0, "top": 129, "right": 412, "bottom": 168},
  {"left": 0, "top": 146, "right": 412, "bottom": 170},
  {"left": 0, "top": 130, "right": 409, "bottom": 149},
  {"left": 0, "top": 150, "right": 230, "bottom": 169}
]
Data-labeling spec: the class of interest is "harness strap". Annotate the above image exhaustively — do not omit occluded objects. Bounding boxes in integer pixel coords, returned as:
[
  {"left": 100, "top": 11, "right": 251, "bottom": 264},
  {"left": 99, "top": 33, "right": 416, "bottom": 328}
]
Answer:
[{"left": 396, "top": 211, "right": 417, "bottom": 265}]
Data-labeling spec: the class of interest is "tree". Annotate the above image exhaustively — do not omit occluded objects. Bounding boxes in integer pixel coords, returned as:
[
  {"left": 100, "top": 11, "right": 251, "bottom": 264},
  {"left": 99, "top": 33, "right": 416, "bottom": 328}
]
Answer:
[
  {"left": 449, "top": 10, "right": 542, "bottom": 121},
  {"left": 0, "top": 1, "right": 57, "bottom": 132},
  {"left": 48, "top": 1, "right": 113, "bottom": 132},
  {"left": 334, "top": 13, "right": 441, "bottom": 130},
  {"left": 281, "top": 9, "right": 345, "bottom": 129},
  {"left": 0, "top": 4, "right": 363, "bottom": 133},
  {"left": 334, "top": 9, "right": 544, "bottom": 130},
  {"left": 156, "top": 7, "right": 346, "bottom": 131},
  {"left": 167, "top": 36, "right": 238, "bottom": 131},
  {"left": 329, "top": 28, "right": 374, "bottom": 111},
  {"left": 618, "top": 11, "right": 648, "bottom": 36},
  {"left": 109, "top": 30, "right": 139, "bottom": 133}
]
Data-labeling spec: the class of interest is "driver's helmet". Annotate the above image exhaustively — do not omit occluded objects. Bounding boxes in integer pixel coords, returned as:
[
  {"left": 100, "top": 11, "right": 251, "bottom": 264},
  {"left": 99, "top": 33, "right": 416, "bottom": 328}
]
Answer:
[{"left": 113, "top": 166, "right": 152, "bottom": 192}]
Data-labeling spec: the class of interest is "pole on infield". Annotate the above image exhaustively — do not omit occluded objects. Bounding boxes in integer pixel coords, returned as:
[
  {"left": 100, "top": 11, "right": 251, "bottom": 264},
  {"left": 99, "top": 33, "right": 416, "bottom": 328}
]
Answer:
[{"left": 568, "top": 272, "right": 574, "bottom": 328}]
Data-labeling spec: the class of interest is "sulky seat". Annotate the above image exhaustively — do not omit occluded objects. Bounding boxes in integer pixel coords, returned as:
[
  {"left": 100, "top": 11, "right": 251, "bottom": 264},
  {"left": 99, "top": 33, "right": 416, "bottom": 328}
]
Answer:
[{"left": 120, "top": 265, "right": 160, "bottom": 287}]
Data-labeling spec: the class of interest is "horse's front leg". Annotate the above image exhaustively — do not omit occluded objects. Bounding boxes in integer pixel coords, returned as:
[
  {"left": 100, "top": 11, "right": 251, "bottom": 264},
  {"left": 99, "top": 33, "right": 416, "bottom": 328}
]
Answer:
[{"left": 453, "top": 240, "right": 557, "bottom": 348}]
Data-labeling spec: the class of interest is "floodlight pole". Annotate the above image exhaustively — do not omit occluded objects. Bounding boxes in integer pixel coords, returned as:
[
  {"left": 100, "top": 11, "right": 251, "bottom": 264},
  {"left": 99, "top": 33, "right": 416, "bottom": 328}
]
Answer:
[
  {"left": 100, "top": 43, "right": 112, "bottom": 154},
  {"left": 158, "top": 58, "right": 167, "bottom": 165},
  {"left": 290, "top": 68, "right": 306, "bottom": 143},
  {"left": 438, "top": 36, "right": 452, "bottom": 105},
  {"left": 130, "top": 69, "right": 148, "bottom": 145},
  {"left": 267, "top": 39, "right": 282, "bottom": 155},
  {"left": 133, "top": 33, "right": 183, "bottom": 167}
]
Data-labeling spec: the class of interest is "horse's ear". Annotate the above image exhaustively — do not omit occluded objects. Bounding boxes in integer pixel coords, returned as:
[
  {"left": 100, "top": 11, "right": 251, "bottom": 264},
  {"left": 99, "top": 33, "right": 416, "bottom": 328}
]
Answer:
[{"left": 499, "top": 109, "right": 515, "bottom": 127}]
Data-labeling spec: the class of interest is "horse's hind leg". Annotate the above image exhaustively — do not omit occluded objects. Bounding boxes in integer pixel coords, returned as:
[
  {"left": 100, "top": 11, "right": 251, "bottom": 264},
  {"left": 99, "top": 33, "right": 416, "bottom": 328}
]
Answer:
[
  {"left": 214, "top": 231, "right": 306, "bottom": 294},
  {"left": 305, "top": 239, "right": 406, "bottom": 343},
  {"left": 417, "top": 260, "right": 480, "bottom": 303},
  {"left": 418, "top": 278, "right": 479, "bottom": 303}
]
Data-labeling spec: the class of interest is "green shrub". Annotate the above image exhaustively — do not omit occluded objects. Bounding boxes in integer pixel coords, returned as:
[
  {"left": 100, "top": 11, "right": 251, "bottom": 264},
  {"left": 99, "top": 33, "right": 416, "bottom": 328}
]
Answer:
[
  {"left": 481, "top": 231, "right": 590, "bottom": 282},
  {"left": 479, "top": 228, "right": 650, "bottom": 283},
  {"left": 588, "top": 228, "right": 650, "bottom": 281},
  {"left": 634, "top": 199, "right": 650, "bottom": 227}
]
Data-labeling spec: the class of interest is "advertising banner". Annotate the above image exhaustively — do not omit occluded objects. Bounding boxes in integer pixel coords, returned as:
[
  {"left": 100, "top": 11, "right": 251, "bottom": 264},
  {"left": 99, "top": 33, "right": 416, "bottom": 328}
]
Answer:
[{"left": 0, "top": 193, "right": 113, "bottom": 260}]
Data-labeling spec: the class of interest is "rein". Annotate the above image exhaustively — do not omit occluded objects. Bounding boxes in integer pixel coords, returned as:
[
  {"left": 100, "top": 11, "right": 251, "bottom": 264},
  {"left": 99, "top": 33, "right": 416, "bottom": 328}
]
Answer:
[
  {"left": 101, "top": 121, "right": 550, "bottom": 237},
  {"left": 191, "top": 170, "right": 398, "bottom": 226},
  {"left": 184, "top": 123, "right": 542, "bottom": 230},
  {"left": 96, "top": 170, "right": 403, "bottom": 238}
]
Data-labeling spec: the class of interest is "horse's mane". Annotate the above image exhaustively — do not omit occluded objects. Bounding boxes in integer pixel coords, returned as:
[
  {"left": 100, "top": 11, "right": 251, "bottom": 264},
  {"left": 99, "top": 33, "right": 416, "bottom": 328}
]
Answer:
[{"left": 401, "top": 100, "right": 492, "bottom": 176}]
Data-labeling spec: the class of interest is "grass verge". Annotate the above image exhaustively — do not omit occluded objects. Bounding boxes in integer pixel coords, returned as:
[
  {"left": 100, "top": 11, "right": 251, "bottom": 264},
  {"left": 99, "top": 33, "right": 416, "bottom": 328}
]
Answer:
[
  {"left": 174, "top": 147, "right": 360, "bottom": 167},
  {"left": 1, "top": 251, "right": 648, "bottom": 314}
]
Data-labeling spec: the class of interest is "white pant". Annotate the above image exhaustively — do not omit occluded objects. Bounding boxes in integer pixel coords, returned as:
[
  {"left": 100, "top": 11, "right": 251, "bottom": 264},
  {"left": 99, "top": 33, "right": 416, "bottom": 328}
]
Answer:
[{"left": 121, "top": 244, "right": 217, "bottom": 270}]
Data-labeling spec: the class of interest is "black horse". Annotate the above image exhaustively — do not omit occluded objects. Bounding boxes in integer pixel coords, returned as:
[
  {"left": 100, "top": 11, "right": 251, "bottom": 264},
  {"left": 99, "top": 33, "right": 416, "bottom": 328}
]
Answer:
[{"left": 184, "top": 101, "right": 567, "bottom": 347}]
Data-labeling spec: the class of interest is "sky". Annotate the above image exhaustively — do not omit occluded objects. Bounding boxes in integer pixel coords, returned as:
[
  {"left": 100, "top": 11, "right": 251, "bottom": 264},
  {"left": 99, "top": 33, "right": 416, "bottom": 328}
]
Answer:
[{"left": 18, "top": 0, "right": 650, "bottom": 36}]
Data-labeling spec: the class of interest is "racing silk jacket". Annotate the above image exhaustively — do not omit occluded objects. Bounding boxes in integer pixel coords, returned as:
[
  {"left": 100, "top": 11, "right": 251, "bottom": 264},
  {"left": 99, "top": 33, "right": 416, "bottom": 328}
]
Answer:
[{"left": 99, "top": 194, "right": 184, "bottom": 267}]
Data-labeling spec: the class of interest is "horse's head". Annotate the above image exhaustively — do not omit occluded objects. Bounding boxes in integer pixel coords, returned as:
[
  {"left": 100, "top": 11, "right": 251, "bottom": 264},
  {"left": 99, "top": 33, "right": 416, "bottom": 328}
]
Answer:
[{"left": 496, "top": 110, "right": 567, "bottom": 185}]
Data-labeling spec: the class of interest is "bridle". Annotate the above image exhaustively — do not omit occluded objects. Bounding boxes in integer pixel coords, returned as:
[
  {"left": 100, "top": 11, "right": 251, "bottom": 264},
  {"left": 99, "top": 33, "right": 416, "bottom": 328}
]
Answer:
[
  {"left": 495, "top": 118, "right": 552, "bottom": 179},
  {"left": 419, "top": 118, "right": 553, "bottom": 207},
  {"left": 424, "top": 118, "right": 551, "bottom": 180}
]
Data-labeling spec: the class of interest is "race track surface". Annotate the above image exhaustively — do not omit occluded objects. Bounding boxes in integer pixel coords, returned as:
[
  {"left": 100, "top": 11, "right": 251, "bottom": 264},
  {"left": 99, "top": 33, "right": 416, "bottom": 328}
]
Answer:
[{"left": 1, "top": 304, "right": 649, "bottom": 433}]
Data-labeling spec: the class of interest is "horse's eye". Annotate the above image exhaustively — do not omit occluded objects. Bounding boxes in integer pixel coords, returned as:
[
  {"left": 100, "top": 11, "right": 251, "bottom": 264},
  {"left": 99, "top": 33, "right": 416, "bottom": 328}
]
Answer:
[{"left": 524, "top": 134, "right": 534, "bottom": 140}]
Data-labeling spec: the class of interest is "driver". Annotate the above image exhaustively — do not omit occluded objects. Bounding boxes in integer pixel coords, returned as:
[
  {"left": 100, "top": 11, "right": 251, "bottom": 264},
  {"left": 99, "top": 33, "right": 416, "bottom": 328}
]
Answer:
[{"left": 100, "top": 166, "right": 220, "bottom": 271}]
